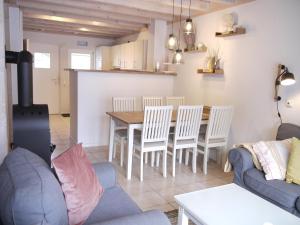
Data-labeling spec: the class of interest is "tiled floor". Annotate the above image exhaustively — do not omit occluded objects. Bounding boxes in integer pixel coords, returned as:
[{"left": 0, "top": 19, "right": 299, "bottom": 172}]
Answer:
[{"left": 50, "top": 115, "right": 233, "bottom": 212}]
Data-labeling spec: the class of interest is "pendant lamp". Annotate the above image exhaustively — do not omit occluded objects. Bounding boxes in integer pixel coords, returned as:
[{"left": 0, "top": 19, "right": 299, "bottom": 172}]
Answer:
[
  {"left": 167, "top": 0, "right": 178, "bottom": 50},
  {"left": 184, "top": 0, "right": 194, "bottom": 34},
  {"left": 172, "top": 0, "right": 184, "bottom": 64}
]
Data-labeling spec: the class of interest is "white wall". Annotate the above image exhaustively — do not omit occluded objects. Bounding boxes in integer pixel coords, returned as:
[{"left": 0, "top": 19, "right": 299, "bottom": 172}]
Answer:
[
  {"left": 71, "top": 71, "right": 175, "bottom": 147},
  {"left": 24, "top": 31, "right": 114, "bottom": 114},
  {"left": 0, "top": 0, "right": 9, "bottom": 163},
  {"left": 172, "top": 0, "right": 300, "bottom": 149}
]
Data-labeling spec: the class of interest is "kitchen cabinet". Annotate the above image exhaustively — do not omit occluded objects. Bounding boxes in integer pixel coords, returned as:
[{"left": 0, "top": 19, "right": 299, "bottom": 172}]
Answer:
[
  {"left": 111, "top": 40, "right": 148, "bottom": 70},
  {"left": 95, "top": 46, "right": 112, "bottom": 70}
]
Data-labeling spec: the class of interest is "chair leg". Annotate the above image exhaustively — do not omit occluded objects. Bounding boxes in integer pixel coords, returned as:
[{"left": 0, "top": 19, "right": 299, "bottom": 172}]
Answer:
[
  {"left": 163, "top": 150, "right": 167, "bottom": 178},
  {"left": 185, "top": 149, "right": 189, "bottom": 165},
  {"left": 140, "top": 151, "right": 144, "bottom": 182},
  {"left": 156, "top": 152, "right": 160, "bottom": 167},
  {"left": 178, "top": 149, "right": 183, "bottom": 164},
  {"left": 120, "top": 139, "right": 124, "bottom": 167},
  {"left": 192, "top": 147, "right": 197, "bottom": 173},
  {"left": 151, "top": 152, "right": 155, "bottom": 167},
  {"left": 172, "top": 148, "right": 176, "bottom": 177},
  {"left": 203, "top": 146, "right": 209, "bottom": 175},
  {"left": 145, "top": 152, "right": 148, "bottom": 164}
]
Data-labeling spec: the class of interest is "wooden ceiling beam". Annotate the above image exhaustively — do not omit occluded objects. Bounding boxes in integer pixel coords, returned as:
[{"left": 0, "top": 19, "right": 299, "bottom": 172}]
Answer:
[
  {"left": 29, "top": 0, "right": 175, "bottom": 22},
  {"left": 24, "top": 27, "right": 118, "bottom": 39},
  {"left": 24, "top": 24, "right": 120, "bottom": 38},
  {"left": 84, "top": 0, "right": 206, "bottom": 17},
  {"left": 22, "top": 8, "right": 143, "bottom": 31},
  {"left": 22, "top": 17, "right": 134, "bottom": 34},
  {"left": 15, "top": 0, "right": 151, "bottom": 25}
]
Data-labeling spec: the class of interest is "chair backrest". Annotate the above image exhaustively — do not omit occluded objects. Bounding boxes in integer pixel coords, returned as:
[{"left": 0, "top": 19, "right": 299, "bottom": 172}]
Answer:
[
  {"left": 206, "top": 106, "right": 234, "bottom": 141},
  {"left": 166, "top": 96, "right": 185, "bottom": 110},
  {"left": 142, "top": 106, "right": 173, "bottom": 144},
  {"left": 174, "top": 105, "right": 203, "bottom": 142},
  {"left": 113, "top": 97, "right": 136, "bottom": 112},
  {"left": 142, "top": 96, "right": 163, "bottom": 110}
]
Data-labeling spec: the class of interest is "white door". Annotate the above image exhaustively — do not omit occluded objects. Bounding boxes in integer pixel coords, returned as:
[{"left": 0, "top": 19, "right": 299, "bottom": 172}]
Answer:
[{"left": 31, "top": 43, "right": 60, "bottom": 114}]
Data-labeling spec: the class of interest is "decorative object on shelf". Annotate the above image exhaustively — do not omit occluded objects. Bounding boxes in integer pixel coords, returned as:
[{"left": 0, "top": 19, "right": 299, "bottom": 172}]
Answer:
[
  {"left": 215, "top": 26, "right": 246, "bottom": 37},
  {"left": 155, "top": 61, "right": 160, "bottom": 72},
  {"left": 172, "top": 0, "right": 184, "bottom": 64},
  {"left": 274, "top": 64, "right": 296, "bottom": 123},
  {"left": 167, "top": 0, "right": 178, "bottom": 50},
  {"left": 203, "top": 48, "right": 221, "bottom": 72},
  {"left": 197, "top": 69, "right": 224, "bottom": 74},
  {"left": 184, "top": 32, "right": 195, "bottom": 52},
  {"left": 184, "top": 42, "right": 207, "bottom": 53},
  {"left": 222, "top": 13, "right": 235, "bottom": 33}
]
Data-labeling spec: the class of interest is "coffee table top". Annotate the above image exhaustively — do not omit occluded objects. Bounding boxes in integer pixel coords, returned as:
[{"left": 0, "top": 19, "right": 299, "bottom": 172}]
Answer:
[{"left": 175, "top": 183, "right": 300, "bottom": 225}]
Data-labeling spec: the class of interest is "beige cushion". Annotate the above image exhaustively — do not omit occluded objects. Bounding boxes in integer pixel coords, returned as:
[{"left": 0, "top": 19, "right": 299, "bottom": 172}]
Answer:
[{"left": 286, "top": 138, "right": 300, "bottom": 185}]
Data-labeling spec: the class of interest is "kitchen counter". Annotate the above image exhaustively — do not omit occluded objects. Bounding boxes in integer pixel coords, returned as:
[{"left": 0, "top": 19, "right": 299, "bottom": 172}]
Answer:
[{"left": 65, "top": 68, "right": 177, "bottom": 76}]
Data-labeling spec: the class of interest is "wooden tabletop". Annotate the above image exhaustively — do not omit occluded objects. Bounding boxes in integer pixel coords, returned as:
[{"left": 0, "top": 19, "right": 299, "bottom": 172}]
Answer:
[{"left": 107, "top": 106, "right": 210, "bottom": 124}]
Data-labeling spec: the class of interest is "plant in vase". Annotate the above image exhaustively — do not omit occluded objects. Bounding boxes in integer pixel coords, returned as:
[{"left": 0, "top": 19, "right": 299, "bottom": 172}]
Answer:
[{"left": 204, "top": 48, "right": 221, "bottom": 72}]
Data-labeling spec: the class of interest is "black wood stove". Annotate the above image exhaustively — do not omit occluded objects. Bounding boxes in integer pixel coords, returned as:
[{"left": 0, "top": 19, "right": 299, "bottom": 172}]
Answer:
[{"left": 5, "top": 40, "right": 54, "bottom": 166}]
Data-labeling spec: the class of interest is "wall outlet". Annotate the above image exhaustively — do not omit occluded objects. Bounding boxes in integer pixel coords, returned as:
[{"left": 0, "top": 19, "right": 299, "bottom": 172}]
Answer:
[{"left": 286, "top": 100, "right": 293, "bottom": 108}]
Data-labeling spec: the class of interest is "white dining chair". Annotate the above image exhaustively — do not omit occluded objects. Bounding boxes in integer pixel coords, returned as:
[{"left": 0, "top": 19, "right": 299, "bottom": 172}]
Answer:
[
  {"left": 133, "top": 106, "right": 173, "bottom": 181},
  {"left": 142, "top": 96, "right": 164, "bottom": 165},
  {"left": 197, "top": 106, "right": 234, "bottom": 175},
  {"left": 167, "top": 105, "right": 203, "bottom": 177},
  {"left": 166, "top": 96, "right": 185, "bottom": 110},
  {"left": 142, "top": 96, "right": 163, "bottom": 109},
  {"left": 112, "top": 97, "right": 136, "bottom": 167}
]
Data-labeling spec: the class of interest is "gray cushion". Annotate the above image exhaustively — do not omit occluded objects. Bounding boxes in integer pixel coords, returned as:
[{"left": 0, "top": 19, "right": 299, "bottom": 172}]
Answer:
[
  {"left": 244, "top": 168, "right": 300, "bottom": 209},
  {"left": 276, "top": 123, "right": 300, "bottom": 140},
  {"left": 296, "top": 198, "right": 300, "bottom": 213},
  {"left": 84, "top": 186, "right": 141, "bottom": 225},
  {"left": 0, "top": 148, "right": 68, "bottom": 225}
]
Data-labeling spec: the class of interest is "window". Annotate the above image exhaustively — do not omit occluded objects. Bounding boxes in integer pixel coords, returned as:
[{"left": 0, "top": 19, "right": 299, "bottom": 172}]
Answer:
[
  {"left": 71, "top": 53, "right": 91, "bottom": 70},
  {"left": 34, "top": 52, "right": 51, "bottom": 69}
]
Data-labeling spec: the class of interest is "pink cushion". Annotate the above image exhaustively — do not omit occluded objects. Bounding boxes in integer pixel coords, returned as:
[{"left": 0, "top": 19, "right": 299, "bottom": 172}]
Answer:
[{"left": 52, "top": 144, "right": 103, "bottom": 225}]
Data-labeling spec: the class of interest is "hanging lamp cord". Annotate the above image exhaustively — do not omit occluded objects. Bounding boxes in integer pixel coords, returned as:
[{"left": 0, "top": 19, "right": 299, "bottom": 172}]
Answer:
[
  {"left": 178, "top": 0, "right": 183, "bottom": 48},
  {"left": 189, "top": 0, "right": 191, "bottom": 18},
  {"left": 171, "top": 0, "right": 175, "bottom": 34}
]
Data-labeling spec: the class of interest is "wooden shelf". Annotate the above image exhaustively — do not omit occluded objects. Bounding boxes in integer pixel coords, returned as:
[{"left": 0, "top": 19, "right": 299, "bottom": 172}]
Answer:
[
  {"left": 197, "top": 69, "right": 224, "bottom": 75},
  {"left": 215, "top": 27, "right": 246, "bottom": 37},
  {"left": 184, "top": 47, "right": 207, "bottom": 53}
]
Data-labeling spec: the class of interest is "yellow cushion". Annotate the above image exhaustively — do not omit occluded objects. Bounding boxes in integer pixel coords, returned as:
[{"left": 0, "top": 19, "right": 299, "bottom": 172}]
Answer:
[{"left": 286, "top": 138, "right": 300, "bottom": 185}]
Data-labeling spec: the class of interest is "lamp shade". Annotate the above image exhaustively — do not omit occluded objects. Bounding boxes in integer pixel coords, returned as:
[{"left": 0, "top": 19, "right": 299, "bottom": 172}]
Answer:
[
  {"left": 184, "top": 18, "right": 194, "bottom": 34},
  {"left": 172, "top": 49, "right": 184, "bottom": 64},
  {"left": 167, "top": 34, "right": 178, "bottom": 50},
  {"left": 280, "top": 71, "right": 296, "bottom": 86}
]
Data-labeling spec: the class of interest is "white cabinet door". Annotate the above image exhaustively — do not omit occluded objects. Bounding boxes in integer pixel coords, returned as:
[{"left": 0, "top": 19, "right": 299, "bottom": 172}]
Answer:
[
  {"left": 133, "top": 40, "right": 147, "bottom": 70},
  {"left": 96, "top": 46, "right": 111, "bottom": 70},
  {"left": 112, "top": 45, "right": 121, "bottom": 68}
]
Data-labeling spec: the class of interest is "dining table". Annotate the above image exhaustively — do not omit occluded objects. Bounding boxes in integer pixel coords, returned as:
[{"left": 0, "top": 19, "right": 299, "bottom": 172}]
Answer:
[{"left": 106, "top": 106, "right": 210, "bottom": 180}]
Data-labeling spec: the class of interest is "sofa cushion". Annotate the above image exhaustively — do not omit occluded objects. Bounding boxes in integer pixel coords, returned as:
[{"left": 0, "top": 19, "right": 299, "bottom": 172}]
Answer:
[
  {"left": 84, "top": 186, "right": 141, "bottom": 225},
  {"left": 244, "top": 168, "right": 300, "bottom": 209},
  {"left": 52, "top": 143, "right": 103, "bottom": 225},
  {"left": 0, "top": 148, "right": 68, "bottom": 225}
]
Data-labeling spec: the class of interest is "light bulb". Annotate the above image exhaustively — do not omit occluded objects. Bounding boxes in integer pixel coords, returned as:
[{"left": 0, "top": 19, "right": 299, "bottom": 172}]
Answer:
[
  {"left": 184, "top": 18, "right": 194, "bottom": 34},
  {"left": 172, "top": 49, "right": 184, "bottom": 64},
  {"left": 167, "top": 34, "right": 177, "bottom": 50},
  {"left": 281, "top": 79, "right": 296, "bottom": 86}
]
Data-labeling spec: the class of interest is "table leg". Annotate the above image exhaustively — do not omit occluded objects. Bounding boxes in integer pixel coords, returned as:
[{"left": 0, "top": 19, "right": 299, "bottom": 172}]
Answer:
[
  {"left": 178, "top": 206, "right": 189, "bottom": 225},
  {"left": 127, "top": 125, "right": 134, "bottom": 180},
  {"left": 108, "top": 118, "right": 115, "bottom": 162}
]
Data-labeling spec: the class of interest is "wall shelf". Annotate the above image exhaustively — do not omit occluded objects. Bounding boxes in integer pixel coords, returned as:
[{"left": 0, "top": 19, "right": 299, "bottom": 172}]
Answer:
[
  {"left": 215, "top": 27, "right": 246, "bottom": 37},
  {"left": 197, "top": 69, "right": 224, "bottom": 75},
  {"left": 184, "top": 47, "right": 207, "bottom": 53}
]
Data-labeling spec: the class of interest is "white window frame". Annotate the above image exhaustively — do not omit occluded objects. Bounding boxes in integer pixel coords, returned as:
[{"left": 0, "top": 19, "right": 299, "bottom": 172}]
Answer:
[
  {"left": 68, "top": 49, "right": 95, "bottom": 70},
  {"left": 33, "top": 52, "right": 51, "bottom": 69}
]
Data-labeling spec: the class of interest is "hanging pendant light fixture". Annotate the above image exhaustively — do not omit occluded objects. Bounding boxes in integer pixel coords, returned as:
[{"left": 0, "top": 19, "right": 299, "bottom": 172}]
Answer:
[
  {"left": 172, "top": 0, "right": 184, "bottom": 64},
  {"left": 167, "top": 0, "right": 178, "bottom": 50},
  {"left": 184, "top": 0, "right": 194, "bottom": 34}
]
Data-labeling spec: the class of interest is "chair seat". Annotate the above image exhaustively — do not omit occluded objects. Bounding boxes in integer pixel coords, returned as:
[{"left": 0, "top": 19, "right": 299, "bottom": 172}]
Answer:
[
  {"left": 244, "top": 168, "right": 300, "bottom": 209},
  {"left": 168, "top": 136, "right": 197, "bottom": 148},
  {"left": 115, "top": 129, "right": 127, "bottom": 138},
  {"left": 134, "top": 136, "right": 166, "bottom": 151},
  {"left": 198, "top": 136, "right": 226, "bottom": 146}
]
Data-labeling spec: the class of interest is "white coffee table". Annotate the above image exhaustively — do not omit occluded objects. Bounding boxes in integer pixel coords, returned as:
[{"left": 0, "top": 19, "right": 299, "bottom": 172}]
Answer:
[{"left": 175, "top": 183, "right": 300, "bottom": 225}]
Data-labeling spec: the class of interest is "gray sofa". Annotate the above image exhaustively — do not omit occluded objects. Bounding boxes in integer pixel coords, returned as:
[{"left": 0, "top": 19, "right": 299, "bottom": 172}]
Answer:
[
  {"left": 228, "top": 123, "right": 300, "bottom": 217},
  {"left": 0, "top": 148, "right": 171, "bottom": 225}
]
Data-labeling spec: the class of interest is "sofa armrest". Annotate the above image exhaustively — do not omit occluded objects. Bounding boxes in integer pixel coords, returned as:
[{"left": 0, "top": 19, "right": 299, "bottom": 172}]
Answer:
[
  {"left": 89, "top": 210, "right": 171, "bottom": 225},
  {"left": 228, "top": 148, "right": 254, "bottom": 187},
  {"left": 92, "top": 162, "right": 117, "bottom": 189}
]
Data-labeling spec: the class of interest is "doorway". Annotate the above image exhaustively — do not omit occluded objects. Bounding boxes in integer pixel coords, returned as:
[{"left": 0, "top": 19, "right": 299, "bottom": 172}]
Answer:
[{"left": 31, "top": 43, "right": 60, "bottom": 114}]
